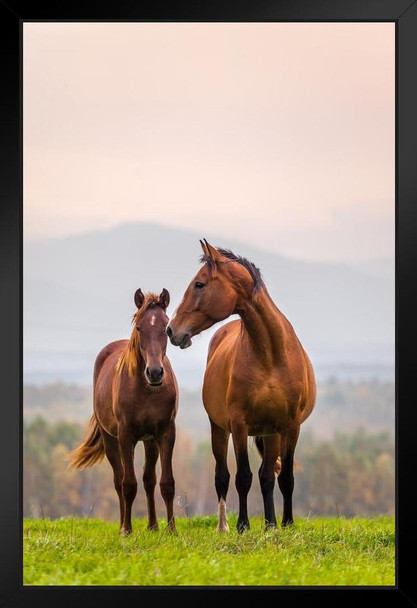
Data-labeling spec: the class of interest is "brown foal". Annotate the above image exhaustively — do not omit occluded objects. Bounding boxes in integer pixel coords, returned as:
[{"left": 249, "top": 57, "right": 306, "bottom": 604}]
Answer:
[
  {"left": 167, "top": 240, "right": 316, "bottom": 533},
  {"left": 69, "top": 289, "right": 178, "bottom": 535}
]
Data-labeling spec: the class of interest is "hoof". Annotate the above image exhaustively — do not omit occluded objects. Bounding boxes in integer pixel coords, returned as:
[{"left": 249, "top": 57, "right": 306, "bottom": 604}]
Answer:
[
  {"left": 281, "top": 519, "right": 294, "bottom": 528},
  {"left": 147, "top": 524, "right": 159, "bottom": 532},
  {"left": 236, "top": 521, "right": 250, "bottom": 534},
  {"left": 216, "top": 523, "right": 230, "bottom": 533},
  {"left": 120, "top": 527, "right": 132, "bottom": 536}
]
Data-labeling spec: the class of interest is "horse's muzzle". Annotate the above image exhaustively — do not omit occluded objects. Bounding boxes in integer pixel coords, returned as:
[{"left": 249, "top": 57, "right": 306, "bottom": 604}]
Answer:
[
  {"left": 178, "top": 333, "right": 192, "bottom": 349},
  {"left": 167, "top": 327, "right": 192, "bottom": 349},
  {"left": 145, "top": 366, "right": 164, "bottom": 386}
]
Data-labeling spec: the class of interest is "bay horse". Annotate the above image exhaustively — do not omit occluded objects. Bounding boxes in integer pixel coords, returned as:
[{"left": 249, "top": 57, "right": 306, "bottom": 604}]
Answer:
[
  {"left": 167, "top": 240, "right": 316, "bottom": 533},
  {"left": 69, "top": 289, "right": 178, "bottom": 535}
]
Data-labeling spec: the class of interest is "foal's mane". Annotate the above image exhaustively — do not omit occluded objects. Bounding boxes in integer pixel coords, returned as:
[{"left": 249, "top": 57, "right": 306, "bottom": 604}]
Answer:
[
  {"left": 116, "top": 292, "right": 161, "bottom": 377},
  {"left": 200, "top": 247, "right": 264, "bottom": 292}
]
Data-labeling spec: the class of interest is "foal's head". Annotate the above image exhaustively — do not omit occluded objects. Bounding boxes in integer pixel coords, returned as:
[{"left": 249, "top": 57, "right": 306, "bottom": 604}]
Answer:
[
  {"left": 167, "top": 239, "right": 263, "bottom": 349},
  {"left": 133, "top": 288, "right": 170, "bottom": 386}
]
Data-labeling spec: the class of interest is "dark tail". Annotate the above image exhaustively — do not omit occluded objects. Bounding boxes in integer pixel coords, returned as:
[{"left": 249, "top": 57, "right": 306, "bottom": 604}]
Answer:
[
  {"left": 68, "top": 415, "right": 105, "bottom": 470},
  {"left": 254, "top": 436, "right": 282, "bottom": 475}
]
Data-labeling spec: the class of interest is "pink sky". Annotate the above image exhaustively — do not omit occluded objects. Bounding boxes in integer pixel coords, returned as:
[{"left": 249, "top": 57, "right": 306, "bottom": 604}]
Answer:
[{"left": 23, "top": 22, "right": 394, "bottom": 262}]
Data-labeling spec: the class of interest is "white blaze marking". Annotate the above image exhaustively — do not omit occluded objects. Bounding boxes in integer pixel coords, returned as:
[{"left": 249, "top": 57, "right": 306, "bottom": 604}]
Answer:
[{"left": 150, "top": 315, "right": 156, "bottom": 327}]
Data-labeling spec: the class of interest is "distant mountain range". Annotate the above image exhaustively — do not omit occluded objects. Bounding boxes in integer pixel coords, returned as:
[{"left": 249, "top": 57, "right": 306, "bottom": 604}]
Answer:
[{"left": 24, "top": 222, "right": 394, "bottom": 388}]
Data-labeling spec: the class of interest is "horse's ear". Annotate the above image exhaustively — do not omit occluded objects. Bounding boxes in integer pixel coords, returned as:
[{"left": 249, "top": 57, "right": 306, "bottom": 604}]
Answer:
[
  {"left": 134, "top": 288, "right": 145, "bottom": 309},
  {"left": 203, "top": 239, "right": 222, "bottom": 263},
  {"left": 158, "top": 288, "right": 170, "bottom": 310},
  {"left": 200, "top": 239, "right": 208, "bottom": 256}
]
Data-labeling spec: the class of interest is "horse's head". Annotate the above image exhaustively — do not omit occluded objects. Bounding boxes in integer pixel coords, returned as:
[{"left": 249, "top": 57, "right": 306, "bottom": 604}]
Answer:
[
  {"left": 167, "top": 239, "right": 258, "bottom": 349},
  {"left": 134, "top": 288, "right": 170, "bottom": 386}
]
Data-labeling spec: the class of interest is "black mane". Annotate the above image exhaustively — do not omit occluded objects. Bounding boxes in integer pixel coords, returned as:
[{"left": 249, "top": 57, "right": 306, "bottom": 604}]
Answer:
[{"left": 200, "top": 248, "right": 264, "bottom": 292}]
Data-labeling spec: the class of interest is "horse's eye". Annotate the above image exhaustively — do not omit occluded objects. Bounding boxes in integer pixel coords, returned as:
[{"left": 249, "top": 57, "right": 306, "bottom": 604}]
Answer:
[{"left": 195, "top": 281, "right": 205, "bottom": 289}]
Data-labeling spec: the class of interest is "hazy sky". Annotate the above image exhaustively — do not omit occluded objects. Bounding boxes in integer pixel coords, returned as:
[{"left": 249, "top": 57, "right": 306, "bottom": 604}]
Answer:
[{"left": 23, "top": 22, "right": 394, "bottom": 263}]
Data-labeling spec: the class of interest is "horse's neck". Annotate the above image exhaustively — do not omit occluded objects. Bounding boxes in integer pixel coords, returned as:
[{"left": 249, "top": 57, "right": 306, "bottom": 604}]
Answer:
[{"left": 238, "top": 288, "right": 290, "bottom": 367}]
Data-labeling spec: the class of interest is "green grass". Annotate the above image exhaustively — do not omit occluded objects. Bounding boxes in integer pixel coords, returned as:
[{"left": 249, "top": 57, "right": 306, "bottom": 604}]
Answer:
[{"left": 23, "top": 515, "right": 395, "bottom": 586}]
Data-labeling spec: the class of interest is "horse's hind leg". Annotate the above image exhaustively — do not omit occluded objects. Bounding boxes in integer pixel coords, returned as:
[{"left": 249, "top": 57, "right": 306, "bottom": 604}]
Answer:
[
  {"left": 143, "top": 438, "right": 159, "bottom": 531},
  {"left": 118, "top": 425, "right": 138, "bottom": 535},
  {"left": 157, "top": 420, "right": 176, "bottom": 532},
  {"left": 101, "top": 428, "right": 124, "bottom": 530},
  {"left": 258, "top": 435, "right": 280, "bottom": 530},
  {"left": 209, "top": 417, "right": 230, "bottom": 532},
  {"left": 278, "top": 424, "right": 300, "bottom": 526}
]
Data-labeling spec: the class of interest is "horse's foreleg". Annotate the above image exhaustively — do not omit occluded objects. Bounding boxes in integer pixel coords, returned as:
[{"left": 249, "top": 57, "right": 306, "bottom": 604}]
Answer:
[
  {"left": 278, "top": 424, "right": 300, "bottom": 527},
  {"left": 101, "top": 429, "right": 124, "bottom": 530},
  {"left": 210, "top": 417, "right": 230, "bottom": 532},
  {"left": 231, "top": 419, "right": 252, "bottom": 533},
  {"left": 158, "top": 421, "right": 176, "bottom": 533},
  {"left": 143, "top": 438, "right": 159, "bottom": 531},
  {"left": 258, "top": 434, "right": 280, "bottom": 529},
  {"left": 118, "top": 425, "right": 137, "bottom": 535}
]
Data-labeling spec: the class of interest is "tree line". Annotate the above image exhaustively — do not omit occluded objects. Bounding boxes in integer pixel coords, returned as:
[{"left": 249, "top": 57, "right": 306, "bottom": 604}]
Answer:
[{"left": 24, "top": 417, "right": 394, "bottom": 521}]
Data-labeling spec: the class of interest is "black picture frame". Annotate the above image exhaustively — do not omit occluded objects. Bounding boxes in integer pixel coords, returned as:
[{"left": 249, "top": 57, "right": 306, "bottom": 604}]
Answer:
[{"left": 1, "top": 1, "right": 416, "bottom": 606}]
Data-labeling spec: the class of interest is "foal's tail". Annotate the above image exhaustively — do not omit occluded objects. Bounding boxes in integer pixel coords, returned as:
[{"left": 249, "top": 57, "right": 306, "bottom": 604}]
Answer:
[
  {"left": 68, "top": 415, "right": 105, "bottom": 470},
  {"left": 254, "top": 436, "right": 282, "bottom": 475}
]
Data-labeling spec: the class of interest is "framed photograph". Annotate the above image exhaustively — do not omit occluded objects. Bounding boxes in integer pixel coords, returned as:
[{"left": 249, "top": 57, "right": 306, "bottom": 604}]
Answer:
[{"left": 1, "top": 1, "right": 416, "bottom": 606}]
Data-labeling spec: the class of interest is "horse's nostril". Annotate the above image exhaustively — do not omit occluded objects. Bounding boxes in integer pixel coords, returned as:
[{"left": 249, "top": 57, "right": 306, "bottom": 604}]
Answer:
[
  {"left": 145, "top": 367, "right": 151, "bottom": 378},
  {"left": 166, "top": 326, "right": 173, "bottom": 339}
]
